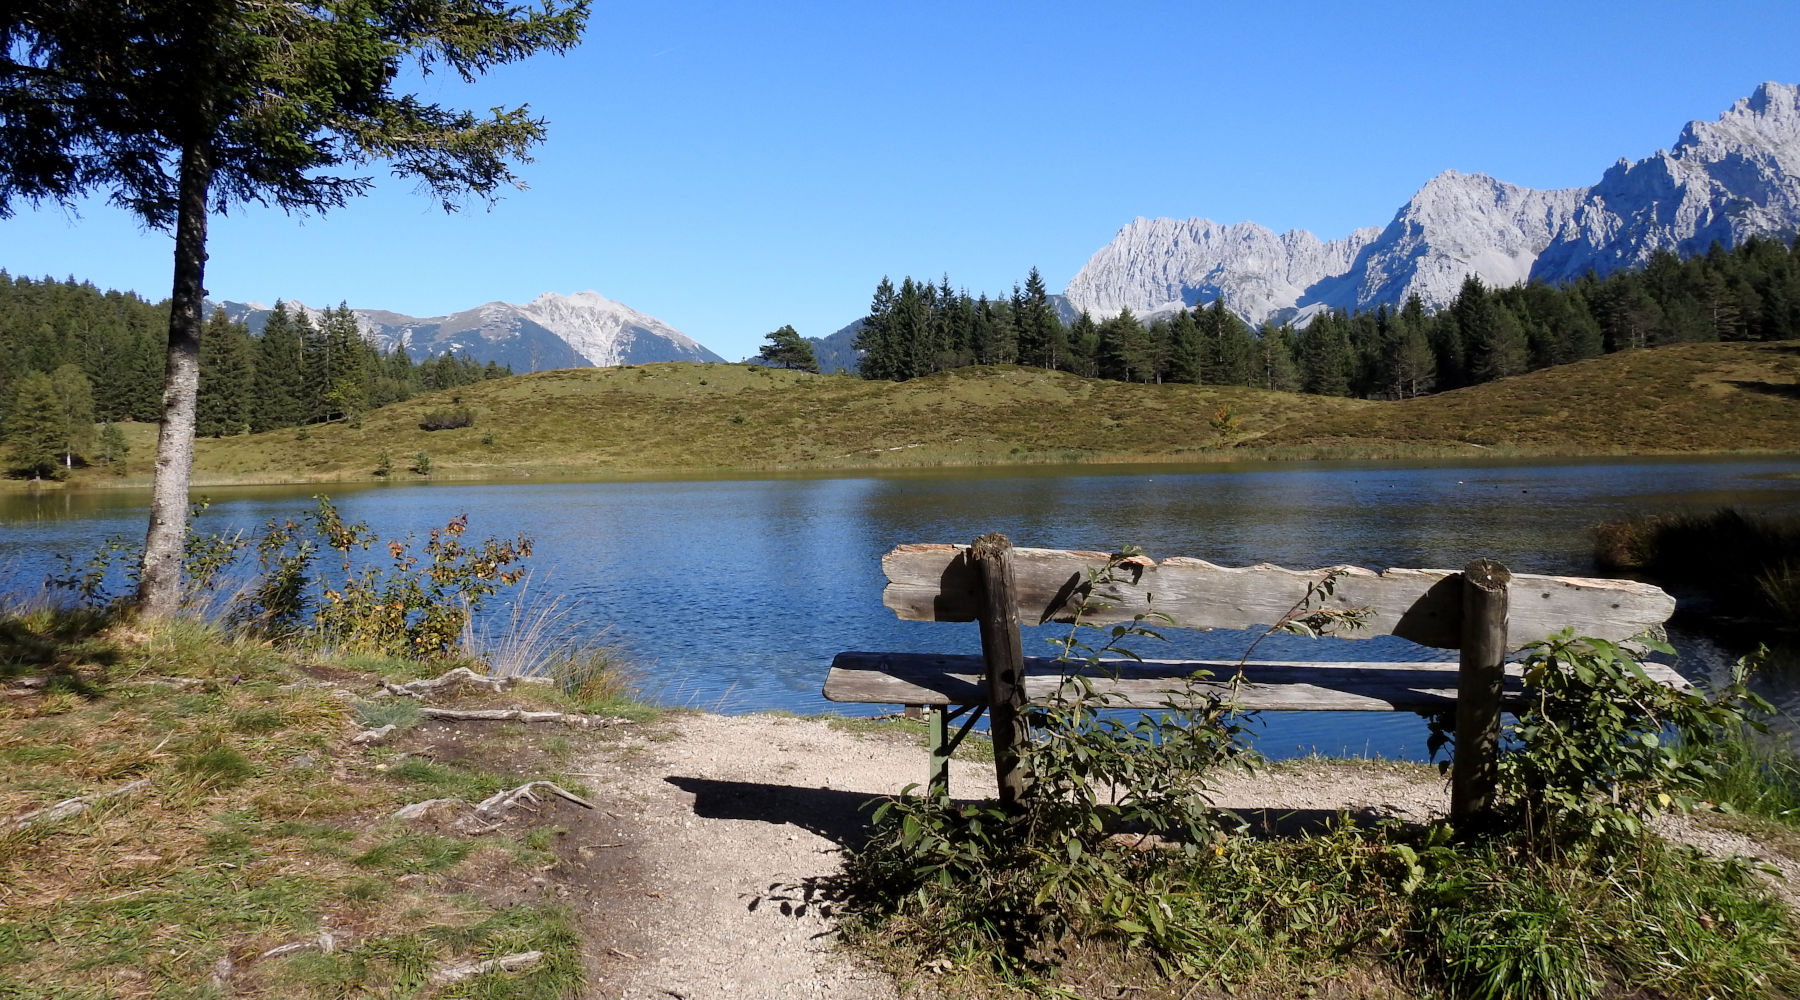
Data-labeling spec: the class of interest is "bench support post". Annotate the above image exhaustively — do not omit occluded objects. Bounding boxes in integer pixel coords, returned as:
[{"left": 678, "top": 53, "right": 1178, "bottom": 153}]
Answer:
[
  {"left": 1453, "top": 558, "right": 1510, "bottom": 820},
  {"left": 971, "top": 533, "right": 1029, "bottom": 810},
  {"left": 927, "top": 706, "right": 949, "bottom": 793}
]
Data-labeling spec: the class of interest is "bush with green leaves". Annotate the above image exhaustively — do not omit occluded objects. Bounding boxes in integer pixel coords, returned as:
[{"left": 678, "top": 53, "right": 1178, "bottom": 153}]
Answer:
[
  {"left": 45, "top": 496, "right": 532, "bottom": 662},
  {"left": 233, "top": 497, "right": 531, "bottom": 659},
  {"left": 1426, "top": 630, "right": 1775, "bottom": 849},
  {"left": 837, "top": 556, "right": 1799, "bottom": 995},
  {"left": 846, "top": 549, "right": 1257, "bottom": 969}
]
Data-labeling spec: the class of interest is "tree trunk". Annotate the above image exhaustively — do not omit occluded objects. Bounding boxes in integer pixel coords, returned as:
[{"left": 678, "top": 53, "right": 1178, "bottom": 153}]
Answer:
[{"left": 136, "top": 140, "right": 212, "bottom": 619}]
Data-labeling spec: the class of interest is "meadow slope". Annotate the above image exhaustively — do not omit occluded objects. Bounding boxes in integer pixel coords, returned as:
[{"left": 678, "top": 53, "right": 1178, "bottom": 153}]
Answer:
[{"left": 52, "top": 341, "right": 1800, "bottom": 489}]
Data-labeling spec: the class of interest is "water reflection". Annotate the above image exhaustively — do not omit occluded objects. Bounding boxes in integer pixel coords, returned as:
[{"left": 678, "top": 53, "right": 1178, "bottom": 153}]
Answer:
[{"left": 1, "top": 456, "right": 1798, "bottom": 760}]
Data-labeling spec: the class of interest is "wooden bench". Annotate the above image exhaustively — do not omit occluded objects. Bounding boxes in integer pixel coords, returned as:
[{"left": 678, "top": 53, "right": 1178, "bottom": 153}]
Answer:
[{"left": 822, "top": 533, "right": 1683, "bottom": 818}]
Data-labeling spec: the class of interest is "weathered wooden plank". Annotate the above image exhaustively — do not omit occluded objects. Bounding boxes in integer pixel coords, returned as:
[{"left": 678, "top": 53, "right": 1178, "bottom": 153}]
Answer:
[
  {"left": 880, "top": 544, "right": 1674, "bottom": 651},
  {"left": 823, "top": 652, "right": 1691, "bottom": 713}
]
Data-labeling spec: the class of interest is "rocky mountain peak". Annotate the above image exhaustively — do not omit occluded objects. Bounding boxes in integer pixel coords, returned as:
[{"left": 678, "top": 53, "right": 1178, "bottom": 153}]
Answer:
[
  {"left": 1065, "top": 83, "right": 1800, "bottom": 326},
  {"left": 213, "top": 290, "right": 724, "bottom": 372}
]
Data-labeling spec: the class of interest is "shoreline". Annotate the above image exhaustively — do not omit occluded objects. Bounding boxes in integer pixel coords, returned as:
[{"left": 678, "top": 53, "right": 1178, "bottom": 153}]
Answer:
[{"left": 11, "top": 444, "right": 1800, "bottom": 495}]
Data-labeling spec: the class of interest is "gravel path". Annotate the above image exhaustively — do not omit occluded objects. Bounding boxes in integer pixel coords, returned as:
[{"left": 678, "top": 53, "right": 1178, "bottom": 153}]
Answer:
[
  {"left": 573, "top": 713, "right": 1798, "bottom": 999},
  {"left": 582, "top": 714, "right": 932, "bottom": 1000}
]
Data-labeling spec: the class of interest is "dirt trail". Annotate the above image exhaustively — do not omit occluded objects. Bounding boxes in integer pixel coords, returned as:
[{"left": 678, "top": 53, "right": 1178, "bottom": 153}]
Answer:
[
  {"left": 568, "top": 713, "right": 1799, "bottom": 998},
  {"left": 576, "top": 714, "right": 925, "bottom": 1000}
]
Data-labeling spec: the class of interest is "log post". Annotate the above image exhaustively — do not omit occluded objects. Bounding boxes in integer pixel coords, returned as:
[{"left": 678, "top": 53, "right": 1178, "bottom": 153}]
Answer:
[
  {"left": 1452, "top": 558, "right": 1511, "bottom": 820},
  {"left": 971, "top": 532, "right": 1029, "bottom": 809},
  {"left": 925, "top": 706, "right": 950, "bottom": 795}
]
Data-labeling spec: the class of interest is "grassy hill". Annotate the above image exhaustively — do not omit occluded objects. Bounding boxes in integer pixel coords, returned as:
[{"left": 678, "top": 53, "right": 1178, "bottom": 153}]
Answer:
[
  {"left": 1252, "top": 341, "right": 1800, "bottom": 457},
  {"left": 44, "top": 341, "right": 1800, "bottom": 489}
]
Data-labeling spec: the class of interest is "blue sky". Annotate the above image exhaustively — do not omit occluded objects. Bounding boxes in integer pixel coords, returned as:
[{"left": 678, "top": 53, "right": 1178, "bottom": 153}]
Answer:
[{"left": 5, "top": 0, "right": 1798, "bottom": 362}]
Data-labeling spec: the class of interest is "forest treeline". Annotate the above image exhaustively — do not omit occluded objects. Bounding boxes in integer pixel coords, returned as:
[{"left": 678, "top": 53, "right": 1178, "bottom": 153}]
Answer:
[
  {"left": 854, "top": 237, "right": 1800, "bottom": 394},
  {"left": 0, "top": 274, "right": 507, "bottom": 474}
]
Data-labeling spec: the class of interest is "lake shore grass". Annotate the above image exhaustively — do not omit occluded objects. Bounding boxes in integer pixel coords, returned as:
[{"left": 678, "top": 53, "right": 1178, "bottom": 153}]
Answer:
[
  {"left": 0, "top": 609, "right": 654, "bottom": 998},
  {"left": 17, "top": 340, "right": 1800, "bottom": 492},
  {"left": 1594, "top": 507, "right": 1800, "bottom": 626},
  {"left": 5, "top": 607, "right": 1800, "bottom": 998}
]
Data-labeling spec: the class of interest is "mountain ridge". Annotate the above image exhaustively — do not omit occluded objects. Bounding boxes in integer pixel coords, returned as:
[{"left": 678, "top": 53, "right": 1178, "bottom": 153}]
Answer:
[
  {"left": 1064, "top": 82, "right": 1800, "bottom": 327},
  {"left": 213, "top": 291, "right": 725, "bottom": 371}
]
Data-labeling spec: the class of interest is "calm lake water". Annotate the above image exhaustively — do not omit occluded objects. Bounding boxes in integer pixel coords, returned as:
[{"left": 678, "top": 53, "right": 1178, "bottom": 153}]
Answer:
[{"left": 3, "top": 456, "right": 1799, "bottom": 762}]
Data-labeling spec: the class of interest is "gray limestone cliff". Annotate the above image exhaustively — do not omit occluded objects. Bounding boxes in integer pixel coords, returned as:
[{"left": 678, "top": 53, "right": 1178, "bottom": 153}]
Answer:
[{"left": 1065, "top": 82, "right": 1800, "bottom": 326}]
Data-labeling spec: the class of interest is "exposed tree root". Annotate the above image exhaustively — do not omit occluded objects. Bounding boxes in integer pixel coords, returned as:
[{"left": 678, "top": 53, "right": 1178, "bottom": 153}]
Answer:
[
  {"left": 3, "top": 778, "right": 151, "bottom": 833},
  {"left": 394, "top": 780, "right": 595, "bottom": 834},
  {"left": 418, "top": 706, "right": 627, "bottom": 728},
  {"left": 431, "top": 949, "right": 544, "bottom": 985},
  {"left": 350, "top": 724, "right": 397, "bottom": 745},
  {"left": 381, "top": 666, "right": 513, "bottom": 698}
]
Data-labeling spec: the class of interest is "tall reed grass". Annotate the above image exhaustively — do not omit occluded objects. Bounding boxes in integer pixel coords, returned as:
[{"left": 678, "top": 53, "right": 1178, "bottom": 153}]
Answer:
[{"left": 1593, "top": 508, "right": 1800, "bottom": 620}]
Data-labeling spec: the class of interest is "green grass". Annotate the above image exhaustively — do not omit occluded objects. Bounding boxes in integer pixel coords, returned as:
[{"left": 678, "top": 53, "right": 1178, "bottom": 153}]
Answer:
[
  {"left": 1254, "top": 341, "right": 1800, "bottom": 456},
  {"left": 0, "top": 615, "right": 624, "bottom": 998},
  {"left": 19, "top": 341, "right": 1782, "bottom": 490},
  {"left": 844, "top": 812, "right": 1800, "bottom": 1000}
]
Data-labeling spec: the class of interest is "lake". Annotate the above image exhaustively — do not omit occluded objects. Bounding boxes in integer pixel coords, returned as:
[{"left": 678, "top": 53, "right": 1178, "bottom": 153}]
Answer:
[{"left": 3, "top": 455, "right": 1799, "bottom": 761}]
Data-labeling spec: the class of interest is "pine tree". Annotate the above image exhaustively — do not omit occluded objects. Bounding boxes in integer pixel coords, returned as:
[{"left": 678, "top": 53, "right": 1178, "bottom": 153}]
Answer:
[
  {"left": 1382, "top": 295, "right": 1437, "bottom": 398},
  {"left": 95, "top": 422, "right": 129, "bottom": 469},
  {"left": 251, "top": 302, "right": 306, "bottom": 432},
  {"left": 197, "top": 308, "right": 253, "bottom": 436},
  {"left": 1297, "top": 313, "right": 1352, "bottom": 396},
  {"left": 854, "top": 278, "right": 899, "bottom": 380},
  {"left": 756, "top": 324, "right": 819, "bottom": 371},
  {"left": 0, "top": 0, "right": 589, "bottom": 616},
  {"left": 5, "top": 372, "right": 64, "bottom": 479},
  {"left": 49, "top": 363, "right": 94, "bottom": 467}
]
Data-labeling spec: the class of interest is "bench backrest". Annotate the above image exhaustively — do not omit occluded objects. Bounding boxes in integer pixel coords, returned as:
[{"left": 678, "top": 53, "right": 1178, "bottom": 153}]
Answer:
[{"left": 880, "top": 544, "right": 1676, "bottom": 651}]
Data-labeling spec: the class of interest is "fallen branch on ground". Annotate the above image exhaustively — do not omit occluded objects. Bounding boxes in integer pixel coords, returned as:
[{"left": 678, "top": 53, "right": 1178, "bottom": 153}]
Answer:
[
  {"left": 3, "top": 778, "right": 151, "bottom": 833},
  {"left": 419, "top": 706, "right": 628, "bottom": 728}
]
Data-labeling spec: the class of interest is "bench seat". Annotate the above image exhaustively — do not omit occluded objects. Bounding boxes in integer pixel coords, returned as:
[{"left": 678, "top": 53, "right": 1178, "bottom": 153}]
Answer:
[{"left": 825, "top": 652, "right": 1691, "bottom": 714}]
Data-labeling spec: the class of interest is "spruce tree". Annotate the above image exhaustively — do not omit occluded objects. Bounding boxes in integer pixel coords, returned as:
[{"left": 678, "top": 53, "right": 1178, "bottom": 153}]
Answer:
[
  {"left": 1017, "top": 268, "right": 1066, "bottom": 369},
  {"left": 0, "top": 0, "right": 589, "bottom": 616},
  {"left": 1066, "top": 312, "right": 1100, "bottom": 378},
  {"left": 1166, "top": 308, "right": 1204, "bottom": 384},
  {"left": 854, "top": 277, "right": 899, "bottom": 380},
  {"left": 1255, "top": 323, "right": 1302, "bottom": 393},
  {"left": 1298, "top": 313, "right": 1352, "bottom": 395},
  {"left": 251, "top": 302, "right": 306, "bottom": 432},
  {"left": 1201, "top": 300, "right": 1255, "bottom": 386},
  {"left": 49, "top": 364, "right": 95, "bottom": 467},
  {"left": 197, "top": 308, "right": 253, "bottom": 436},
  {"left": 5, "top": 372, "right": 64, "bottom": 479}
]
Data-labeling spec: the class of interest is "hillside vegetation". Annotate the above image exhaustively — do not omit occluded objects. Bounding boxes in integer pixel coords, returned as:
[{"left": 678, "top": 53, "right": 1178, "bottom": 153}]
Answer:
[{"left": 39, "top": 341, "right": 1800, "bottom": 489}]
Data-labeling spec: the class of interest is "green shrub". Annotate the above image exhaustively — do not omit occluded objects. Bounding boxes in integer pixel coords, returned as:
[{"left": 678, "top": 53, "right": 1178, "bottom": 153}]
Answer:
[
  {"left": 1481, "top": 631, "right": 1771, "bottom": 849},
  {"left": 419, "top": 406, "right": 475, "bottom": 431}
]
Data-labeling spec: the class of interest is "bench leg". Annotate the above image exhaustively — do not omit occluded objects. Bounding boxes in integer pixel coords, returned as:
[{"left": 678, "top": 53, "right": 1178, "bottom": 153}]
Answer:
[{"left": 927, "top": 705, "right": 950, "bottom": 795}]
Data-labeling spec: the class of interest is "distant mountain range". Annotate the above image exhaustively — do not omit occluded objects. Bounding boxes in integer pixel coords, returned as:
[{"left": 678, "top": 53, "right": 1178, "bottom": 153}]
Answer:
[
  {"left": 1063, "top": 81, "right": 1800, "bottom": 328},
  {"left": 810, "top": 82, "right": 1800, "bottom": 374},
  {"left": 214, "top": 291, "right": 725, "bottom": 371}
]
